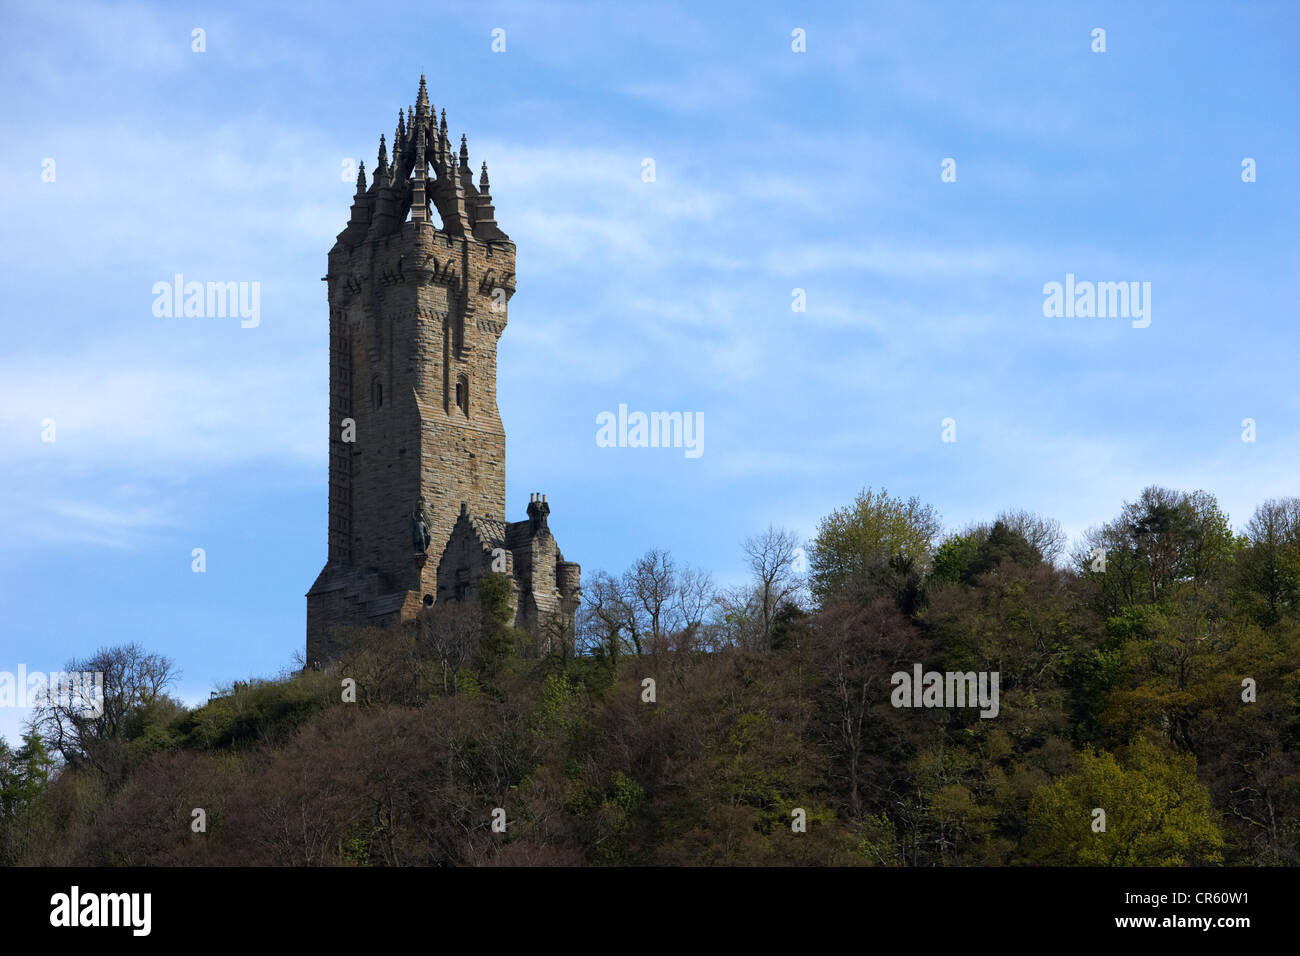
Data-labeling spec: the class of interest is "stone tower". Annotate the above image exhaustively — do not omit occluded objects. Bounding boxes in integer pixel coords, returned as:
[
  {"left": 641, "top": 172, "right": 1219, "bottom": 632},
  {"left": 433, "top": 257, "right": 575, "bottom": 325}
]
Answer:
[{"left": 307, "top": 77, "right": 580, "bottom": 666}]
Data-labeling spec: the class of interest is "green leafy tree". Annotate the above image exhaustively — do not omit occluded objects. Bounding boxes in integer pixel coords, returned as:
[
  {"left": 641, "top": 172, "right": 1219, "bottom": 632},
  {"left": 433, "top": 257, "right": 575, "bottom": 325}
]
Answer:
[
  {"left": 965, "top": 521, "right": 1042, "bottom": 580},
  {"left": 477, "top": 572, "right": 527, "bottom": 675},
  {"left": 1025, "top": 737, "right": 1224, "bottom": 865},
  {"left": 1080, "top": 487, "right": 1235, "bottom": 613},
  {"left": 930, "top": 532, "right": 979, "bottom": 585},
  {"left": 1235, "top": 497, "right": 1300, "bottom": 625},
  {"left": 809, "top": 487, "right": 941, "bottom": 610},
  {"left": 0, "top": 729, "right": 55, "bottom": 864}
]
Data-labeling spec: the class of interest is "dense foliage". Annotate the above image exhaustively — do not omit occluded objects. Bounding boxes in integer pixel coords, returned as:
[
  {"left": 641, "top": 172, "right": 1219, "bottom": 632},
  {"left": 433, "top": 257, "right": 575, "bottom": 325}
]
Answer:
[{"left": 3, "top": 486, "right": 1296, "bottom": 866}]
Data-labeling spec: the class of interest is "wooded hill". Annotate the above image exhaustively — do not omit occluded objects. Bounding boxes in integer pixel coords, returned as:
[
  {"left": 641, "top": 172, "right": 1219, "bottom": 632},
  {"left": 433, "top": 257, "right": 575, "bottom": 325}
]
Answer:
[{"left": 3, "top": 486, "right": 1296, "bottom": 866}]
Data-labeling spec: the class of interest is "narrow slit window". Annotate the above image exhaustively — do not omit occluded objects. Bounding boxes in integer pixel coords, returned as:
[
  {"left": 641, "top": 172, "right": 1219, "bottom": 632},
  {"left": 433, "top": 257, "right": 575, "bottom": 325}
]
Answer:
[{"left": 456, "top": 376, "right": 469, "bottom": 417}]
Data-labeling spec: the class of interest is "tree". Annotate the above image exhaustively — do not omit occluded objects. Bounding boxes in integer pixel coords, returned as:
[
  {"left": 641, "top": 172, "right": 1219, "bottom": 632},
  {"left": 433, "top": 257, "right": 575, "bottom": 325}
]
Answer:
[
  {"left": 1236, "top": 497, "right": 1300, "bottom": 624},
  {"left": 742, "top": 526, "right": 805, "bottom": 648},
  {"left": 1079, "top": 487, "right": 1235, "bottom": 612},
  {"left": 416, "top": 602, "right": 482, "bottom": 694},
  {"left": 811, "top": 599, "right": 932, "bottom": 816},
  {"left": 715, "top": 584, "right": 764, "bottom": 650},
  {"left": 577, "top": 569, "right": 637, "bottom": 658},
  {"left": 995, "top": 509, "right": 1067, "bottom": 565},
  {"left": 0, "top": 728, "right": 55, "bottom": 864},
  {"left": 476, "top": 572, "right": 525, "bottom": 675},
  {"left": 1127, "top": 487, "right": 1194, "bottom": 602},
  {"left": 964, "top": 520, "right": 1041, "bottom": 580},
  {"left": 670, "top": 564, "right": 717, "bottom": 652},
  {"left": 768, "top": 602, "right": 809, "bottom": 651},
  {"left": 579, "top": 550, "right": 717, "bottom": 656},
  {"left": 1024, "top": 737, "right": 1225, "bottom": 865},
  {"left": 34, "top": 643, "right": 178, "bottom": 786},
  {"left": 924, "top": 561, "right": 1098, "bottom": 717},
  {"left": 930, "top": 532, "right": 980, "bottom": 585},
  {"left": 930, "top": 511, "right": 1059, "bottom": 586},
  {"left": 1180, "top": 490, "right": 1236, "bottom": 599},
  {"left": 628, "top": 549, "right": 676, "bottom": 655},
  {"left": 809, "top": 487, "right": 942, "bottom": 609}
]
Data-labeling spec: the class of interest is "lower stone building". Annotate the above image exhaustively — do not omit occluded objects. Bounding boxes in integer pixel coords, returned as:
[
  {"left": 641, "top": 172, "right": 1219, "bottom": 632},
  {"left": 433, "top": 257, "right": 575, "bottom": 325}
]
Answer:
[{"left": 436, "top": 495, "right": 582, "bottom": 655}]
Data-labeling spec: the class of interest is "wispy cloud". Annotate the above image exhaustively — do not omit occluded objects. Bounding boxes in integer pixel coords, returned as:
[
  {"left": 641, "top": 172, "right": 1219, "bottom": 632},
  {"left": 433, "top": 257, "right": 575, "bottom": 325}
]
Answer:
[{"left": 0, "top": 346, "right": 321, "bottom": 469}]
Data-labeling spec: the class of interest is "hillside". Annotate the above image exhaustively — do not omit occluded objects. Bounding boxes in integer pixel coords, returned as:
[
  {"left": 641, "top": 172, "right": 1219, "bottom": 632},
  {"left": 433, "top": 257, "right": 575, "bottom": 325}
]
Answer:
[{"left": 4, "top": 486, "right": 1297, "bottom": 866}]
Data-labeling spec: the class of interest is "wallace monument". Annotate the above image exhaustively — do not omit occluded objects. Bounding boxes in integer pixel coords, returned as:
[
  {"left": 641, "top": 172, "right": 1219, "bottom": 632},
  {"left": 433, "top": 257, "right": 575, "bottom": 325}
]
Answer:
[{"left": 306, "top": 77, "right": 581, "bottom": 666}]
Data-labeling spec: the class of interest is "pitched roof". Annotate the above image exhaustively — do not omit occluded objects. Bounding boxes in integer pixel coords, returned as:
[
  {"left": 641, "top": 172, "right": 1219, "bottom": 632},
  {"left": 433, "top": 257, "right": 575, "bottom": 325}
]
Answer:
[{"left": 466, "top": 512, "right": 506, "bottom": 551}]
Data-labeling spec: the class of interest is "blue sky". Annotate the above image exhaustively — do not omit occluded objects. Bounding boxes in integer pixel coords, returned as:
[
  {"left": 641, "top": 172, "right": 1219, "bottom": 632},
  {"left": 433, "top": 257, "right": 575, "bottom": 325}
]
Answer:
[{"left": 1, "top": 0, "right": 1297, "bottom": 744}]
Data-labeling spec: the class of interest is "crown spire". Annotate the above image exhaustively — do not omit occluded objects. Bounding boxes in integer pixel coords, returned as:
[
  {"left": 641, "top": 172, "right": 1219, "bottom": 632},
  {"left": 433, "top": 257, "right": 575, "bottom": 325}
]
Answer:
[
  {"left": 337, "top": 86, "right": 507, "bottom": 240},
  {"left": 410, "top": 123, "right": 428, "bottom": 224},
  {"left": 416, "top": 74, "right": 431, "bottom": 125}
]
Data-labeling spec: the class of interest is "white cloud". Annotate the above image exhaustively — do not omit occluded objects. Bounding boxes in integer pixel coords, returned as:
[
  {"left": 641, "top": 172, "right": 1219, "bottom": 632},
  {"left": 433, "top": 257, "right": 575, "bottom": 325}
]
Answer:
[
  {"left": 0, "top": 344, "right": 321, "bottom": 469},
  {"left": 767, "top": 240, "right": 1040, "bottom": 280}
]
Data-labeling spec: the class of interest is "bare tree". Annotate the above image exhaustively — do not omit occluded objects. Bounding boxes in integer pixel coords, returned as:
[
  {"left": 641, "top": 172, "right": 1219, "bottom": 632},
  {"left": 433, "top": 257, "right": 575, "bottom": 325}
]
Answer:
[
  {"left": 813, "top": 599, "right": 926, "bottom": 816},
  {"left": 628, "top": 549, "right": 676, "bottom": 656},
  {"left": 416, "top": 602, "right": 482, "bottom": 694},
  {"left": 578, "top": 569, "right": 639, "bottom": 657},
  {"left": 579, "top": 550, "right": 719, "bottom": 657},
  {"left": 716, "top": 584, "right": 763, "bottom": 649},
  {"left": 742, "top": 525, "right": 805, "bottom": 646},
  {"left": 994, "top": 509, "right": 1067, "bottom": 564},
  {"left": 34, "top": 643, "right": 177, "bottom": 784},
  {"left": 670, "top": 564, "right": 717, "bottom": 652}
]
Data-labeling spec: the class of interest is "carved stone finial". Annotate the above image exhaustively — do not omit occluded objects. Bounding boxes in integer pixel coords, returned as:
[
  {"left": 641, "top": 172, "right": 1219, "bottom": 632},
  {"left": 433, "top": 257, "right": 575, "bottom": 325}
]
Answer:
[{"left": 416, "top": 74, "right": 431, "bottom": 123}]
